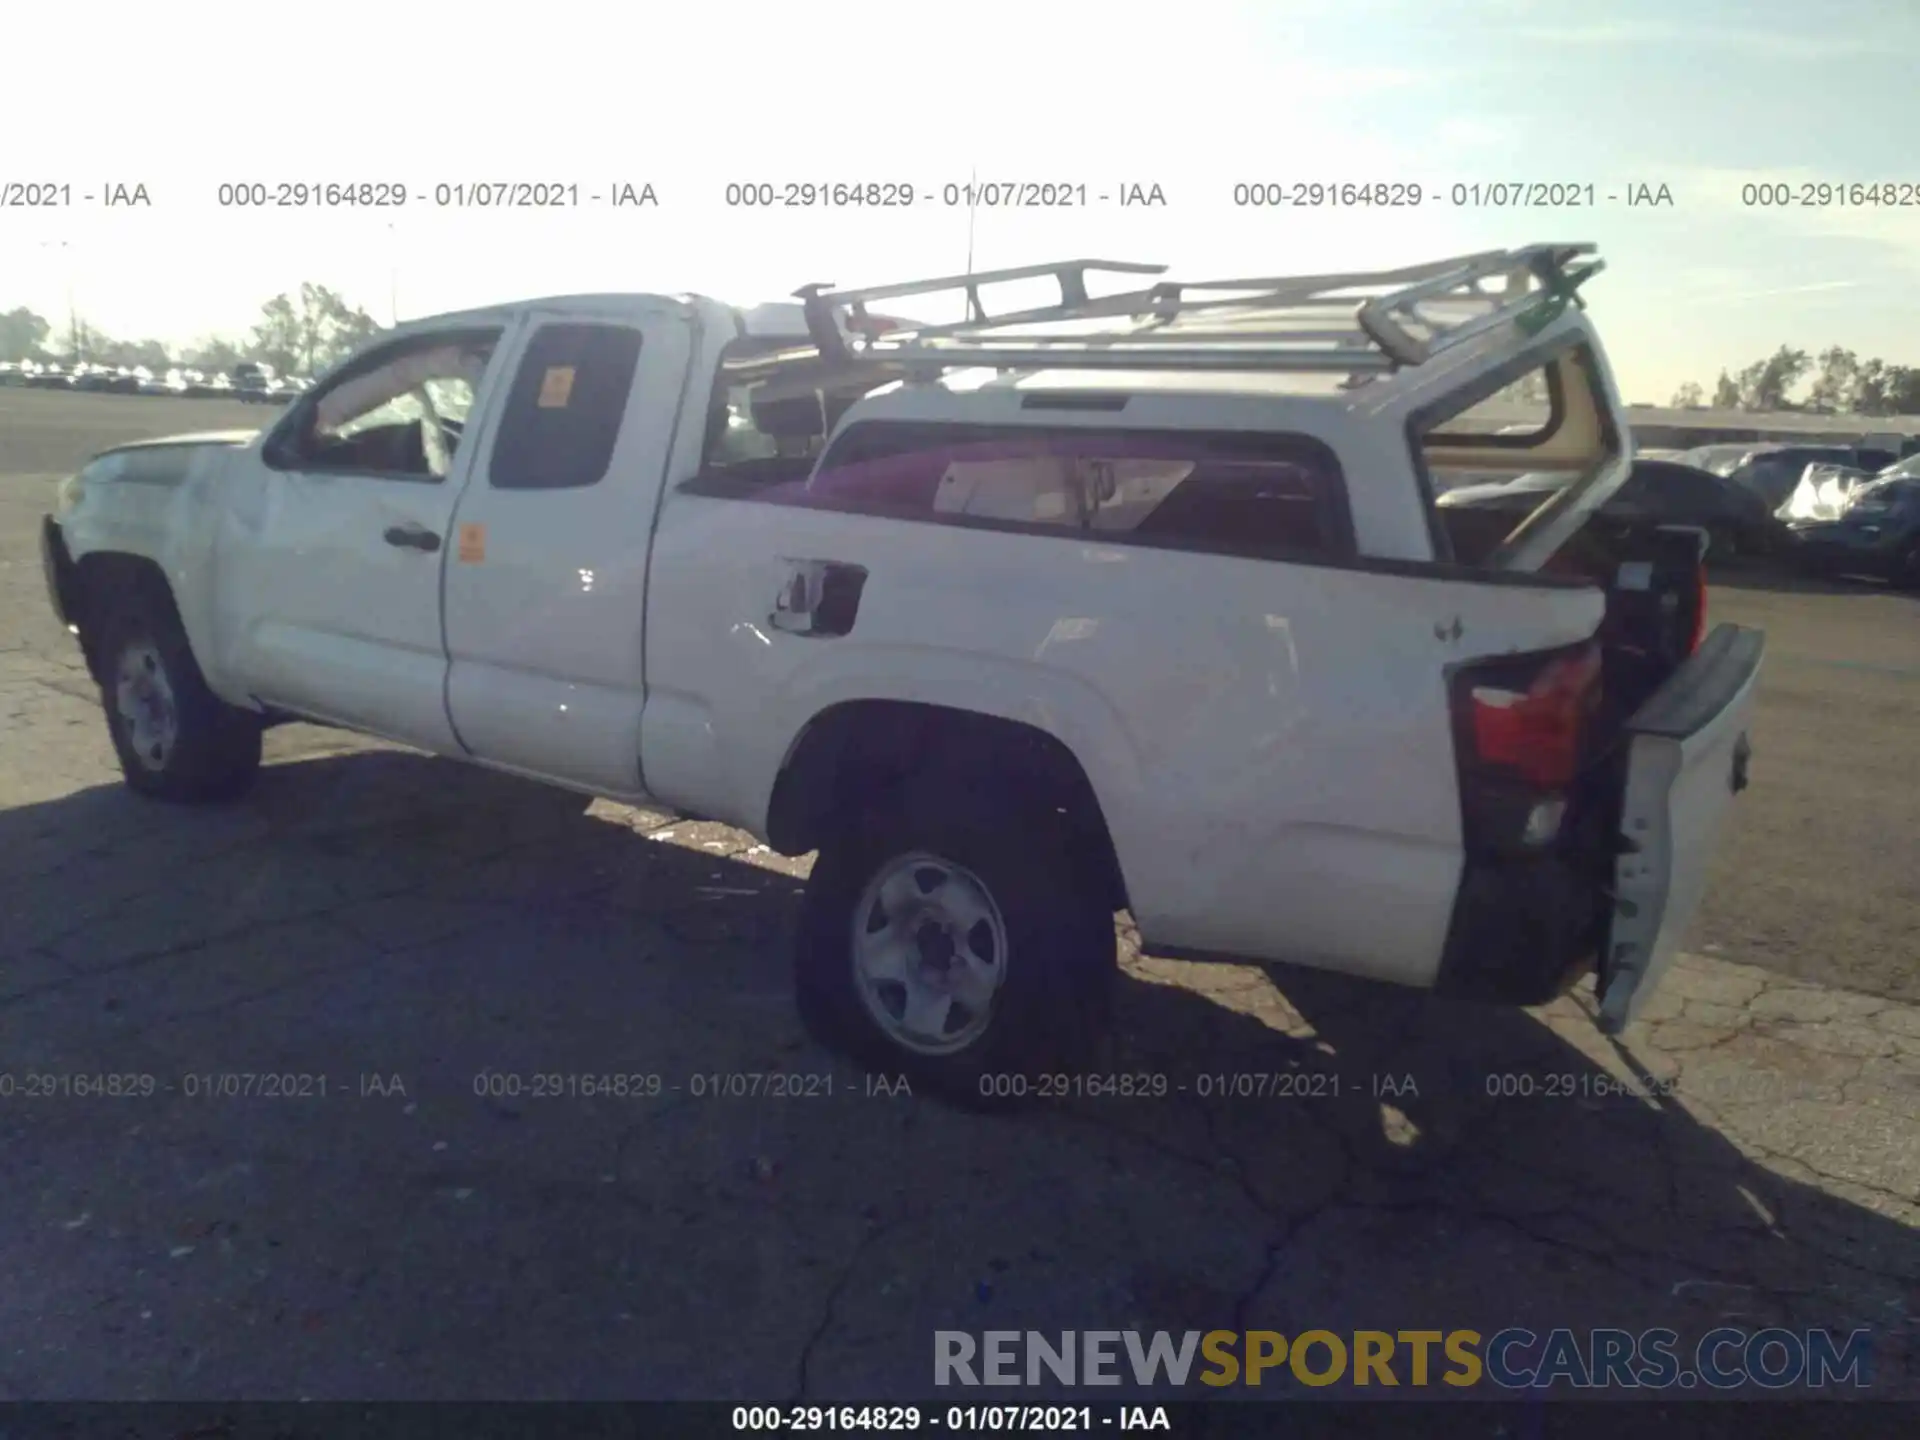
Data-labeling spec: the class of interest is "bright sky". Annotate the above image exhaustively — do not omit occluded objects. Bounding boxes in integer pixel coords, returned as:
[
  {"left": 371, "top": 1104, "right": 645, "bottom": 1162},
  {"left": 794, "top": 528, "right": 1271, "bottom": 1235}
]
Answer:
[{"left": 4, "top": 0, "right": 1916, "bottom": 402}]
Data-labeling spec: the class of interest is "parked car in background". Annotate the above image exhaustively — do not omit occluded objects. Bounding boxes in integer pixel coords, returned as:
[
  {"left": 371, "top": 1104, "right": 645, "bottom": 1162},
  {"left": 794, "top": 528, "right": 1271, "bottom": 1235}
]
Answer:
[
  {"left": 230, "top": 361, "right": 278, "bottom": 402},
  {"left": 1777, "top": 463, "right": 1877, "bottom": 523},
  {"left": 1680, "top": 441, "right": 1901, "bottom": 485},
  {"left": 1786, "top": 476, "right": 1920, "bottom": 586},
  {"left": 138, "top": 368, "right": 192, "bottom": 397},
  {"left": 1437, "top": 458, "right": 1782, "bottom": 561},
  {"left": 26, "top": 362, "right": 73, "bottom": 388},
  {"left": 1848, "top": 436, "right": 1920, "bottom": 472},
  {"left": 0, "top": 361, "right": 25, "bottom": 386},
  {"left": 75, "top": 365, "right": 141, "bottom": 394},
  {"left": 1723, "top": 446, "right": 1865, "bottom": 511},
  {"left": 253, "top": 374, "right": 305, "bottom": 405}
]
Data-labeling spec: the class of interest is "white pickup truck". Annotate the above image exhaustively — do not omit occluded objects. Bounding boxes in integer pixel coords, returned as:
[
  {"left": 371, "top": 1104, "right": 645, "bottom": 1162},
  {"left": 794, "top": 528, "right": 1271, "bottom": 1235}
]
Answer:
[{"left": 42, "top": 245, "right": 1762, "bottom": 1105}]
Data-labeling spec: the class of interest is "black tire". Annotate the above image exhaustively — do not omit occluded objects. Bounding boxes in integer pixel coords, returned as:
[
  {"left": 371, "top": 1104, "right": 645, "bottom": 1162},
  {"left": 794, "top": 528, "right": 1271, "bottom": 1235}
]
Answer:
[
  {"left": 95, "top": 598, "right": 262, "bottom": 802},
  {"left": 794, "top": 771, "right": 1117, "bottom": 1111}
]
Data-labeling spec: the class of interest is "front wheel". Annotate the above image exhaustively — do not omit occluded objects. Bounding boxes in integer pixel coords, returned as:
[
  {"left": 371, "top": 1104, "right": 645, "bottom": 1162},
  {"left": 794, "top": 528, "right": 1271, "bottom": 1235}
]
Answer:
[
  {"left": 96, "top": 602, "right": 262, "bottom": 802},
  {"left": 794, "top": 774, "right": 1117, "bottom": 1110}
]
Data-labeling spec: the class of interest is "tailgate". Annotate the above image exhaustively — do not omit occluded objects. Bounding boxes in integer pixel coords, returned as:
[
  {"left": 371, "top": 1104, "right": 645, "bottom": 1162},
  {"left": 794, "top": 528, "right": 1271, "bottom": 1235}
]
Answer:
[{"left": 1595, "top": 623, "right": 1763, "bottom": 1033}]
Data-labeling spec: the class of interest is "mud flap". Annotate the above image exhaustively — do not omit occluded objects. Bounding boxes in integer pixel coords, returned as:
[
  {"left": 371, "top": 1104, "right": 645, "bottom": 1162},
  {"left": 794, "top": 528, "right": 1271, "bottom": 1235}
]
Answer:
[{"left": 1596, "top": 624, "right": 1764, "bottom": 1034}]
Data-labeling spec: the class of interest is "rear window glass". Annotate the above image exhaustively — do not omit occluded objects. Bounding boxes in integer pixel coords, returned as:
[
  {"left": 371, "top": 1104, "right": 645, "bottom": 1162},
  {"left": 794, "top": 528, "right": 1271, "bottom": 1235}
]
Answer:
[
  {"left": 704, "top": 381, "right": 847, "bottom": 466},
  {"left": 1416, "top": 343, "right": 1622, "bottom": 569},
  {"left": 697, "top": 339, "right": 875, "bottom": 489},
  {"left": 490, "top": 322, "right": 643, "bottom": 490},
  {"left": 808, "top": 424, "right": 1351, "bottom": 560},
  {"left": 1427, "top": 362, "right": 1559, "bottom": 444}
]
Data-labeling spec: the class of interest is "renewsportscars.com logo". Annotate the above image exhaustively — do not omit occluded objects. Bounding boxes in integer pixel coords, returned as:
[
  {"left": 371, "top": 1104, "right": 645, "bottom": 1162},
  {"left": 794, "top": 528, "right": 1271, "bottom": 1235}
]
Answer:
[{"left": 934, "top": 1328, "right": 1873, "bottom": 1391}]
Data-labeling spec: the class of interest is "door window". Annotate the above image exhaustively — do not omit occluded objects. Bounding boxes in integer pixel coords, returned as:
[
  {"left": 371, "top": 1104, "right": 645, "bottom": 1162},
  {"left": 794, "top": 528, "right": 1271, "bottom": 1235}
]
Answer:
[
  {"left": 489, "top": 322, "right": 644, "bottom": 490},
  {"left": 271, "top": 329, "right": 502, "bottom": 481}
]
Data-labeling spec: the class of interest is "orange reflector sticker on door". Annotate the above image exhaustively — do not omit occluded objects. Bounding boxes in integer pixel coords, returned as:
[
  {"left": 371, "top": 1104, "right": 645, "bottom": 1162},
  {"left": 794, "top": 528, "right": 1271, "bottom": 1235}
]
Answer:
[
  {"left": 458, "top": 523, "right": 486, "bottom": 563},
  {"left": 537, "top": 365, "right": 576, "bottom": 408}
]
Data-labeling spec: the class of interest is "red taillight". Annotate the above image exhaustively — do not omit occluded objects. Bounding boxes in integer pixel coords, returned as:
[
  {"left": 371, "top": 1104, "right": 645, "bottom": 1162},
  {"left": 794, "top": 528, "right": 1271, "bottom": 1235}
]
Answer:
[
  {"left": 1469, "top": 645, "right": 1603, "bottom": 789},
  {"left": 1689, "top": 561, "right": 1708, "bottom": 655}
]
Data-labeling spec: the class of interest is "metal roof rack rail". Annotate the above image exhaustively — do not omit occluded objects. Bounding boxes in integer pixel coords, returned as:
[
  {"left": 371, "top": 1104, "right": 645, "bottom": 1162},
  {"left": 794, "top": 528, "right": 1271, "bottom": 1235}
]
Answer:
[
  {"left": 742, "top": 243, "right": 1603, "bottom": 383},
  {"left": 791, "top": 259, "right": 1173, "bottom": 360}
]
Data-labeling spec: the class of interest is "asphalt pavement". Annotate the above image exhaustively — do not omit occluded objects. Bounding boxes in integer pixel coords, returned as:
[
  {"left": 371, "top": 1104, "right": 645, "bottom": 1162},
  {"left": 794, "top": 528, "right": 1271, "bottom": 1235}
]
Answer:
[{"left": 0, "top": 390, "right": 1914, "bottom": 1404}]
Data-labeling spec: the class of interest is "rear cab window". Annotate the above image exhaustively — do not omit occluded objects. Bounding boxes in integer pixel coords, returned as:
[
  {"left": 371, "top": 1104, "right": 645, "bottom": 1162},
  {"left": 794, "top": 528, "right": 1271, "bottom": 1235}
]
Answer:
[{"left": 684, "top": 339, "right": 869, "bottom": 497}]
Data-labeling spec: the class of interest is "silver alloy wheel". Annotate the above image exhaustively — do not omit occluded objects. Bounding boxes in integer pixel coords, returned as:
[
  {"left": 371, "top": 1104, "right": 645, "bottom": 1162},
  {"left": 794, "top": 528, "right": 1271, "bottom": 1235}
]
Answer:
[
  {"left": 850, "top": 851, "right": 1010, "bottom": 1055},
  {"left": 114, "top": 640, "right": 178, "bottom": 772}
]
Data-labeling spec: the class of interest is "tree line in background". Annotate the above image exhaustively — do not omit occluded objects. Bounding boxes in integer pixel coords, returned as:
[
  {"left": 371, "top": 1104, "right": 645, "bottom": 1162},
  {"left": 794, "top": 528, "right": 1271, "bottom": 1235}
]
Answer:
[
  {"left": 1671, "top": 347, "right": 1920, "bottom": 417},
  {"left": 0, "top": 283, "right": 382, "bottom": 379}
]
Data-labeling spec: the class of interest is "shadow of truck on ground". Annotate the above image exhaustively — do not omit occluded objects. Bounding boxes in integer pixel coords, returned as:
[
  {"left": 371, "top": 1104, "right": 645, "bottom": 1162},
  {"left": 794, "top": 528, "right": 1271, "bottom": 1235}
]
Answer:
[{"left": 0, "top": 750, "right": 1913, "bottom": 1401}]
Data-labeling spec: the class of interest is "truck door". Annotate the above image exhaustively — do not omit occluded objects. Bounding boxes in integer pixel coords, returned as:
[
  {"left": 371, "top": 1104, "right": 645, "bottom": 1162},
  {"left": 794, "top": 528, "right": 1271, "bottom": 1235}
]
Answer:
[
  {"left": 219, "top": 320, "right": 520, "bottom": 749},
  {"left": 441, "top": 304, "right": 693, "bottom": 797}
]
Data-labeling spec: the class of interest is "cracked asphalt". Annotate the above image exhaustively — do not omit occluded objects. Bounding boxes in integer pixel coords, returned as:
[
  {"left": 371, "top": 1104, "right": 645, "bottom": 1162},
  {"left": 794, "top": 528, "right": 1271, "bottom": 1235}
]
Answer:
[{"left": 0, "top": 391, "right": 1916, "bottom": 1404}]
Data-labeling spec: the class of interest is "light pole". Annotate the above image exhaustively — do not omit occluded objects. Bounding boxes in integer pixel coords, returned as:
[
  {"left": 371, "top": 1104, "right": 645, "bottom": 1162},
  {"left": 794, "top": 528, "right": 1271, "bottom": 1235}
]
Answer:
[{"left": 36, "top": 239, "right": 76, "bottom": 359}]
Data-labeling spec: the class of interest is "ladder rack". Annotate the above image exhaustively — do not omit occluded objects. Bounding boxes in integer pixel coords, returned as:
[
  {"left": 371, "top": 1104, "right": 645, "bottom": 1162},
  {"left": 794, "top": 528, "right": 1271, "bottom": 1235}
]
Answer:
[{"left": 732, "top": 244, "right": 1603, "bottom": 385}]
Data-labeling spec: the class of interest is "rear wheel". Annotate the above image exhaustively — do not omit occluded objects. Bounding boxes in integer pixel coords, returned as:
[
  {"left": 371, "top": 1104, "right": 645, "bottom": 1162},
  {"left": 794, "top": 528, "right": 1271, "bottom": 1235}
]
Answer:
[
  {"left": 794, "top": 772, "right": 1117, "bottom": 1110},
  {"left": 96, "top": 601, "right": 262, "bottom": 802}
]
